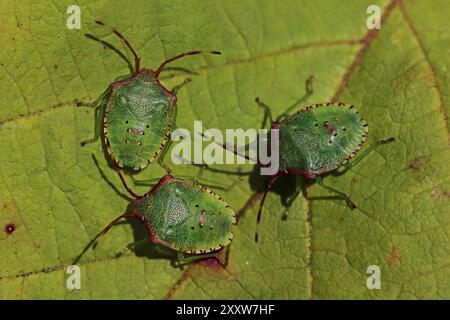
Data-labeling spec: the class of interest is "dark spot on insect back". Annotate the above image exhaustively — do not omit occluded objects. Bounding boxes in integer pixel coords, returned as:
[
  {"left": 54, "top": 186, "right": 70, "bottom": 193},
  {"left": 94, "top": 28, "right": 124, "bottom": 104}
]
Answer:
[{"left": 5, "top": 223, "right": 15, "bottom": 235}]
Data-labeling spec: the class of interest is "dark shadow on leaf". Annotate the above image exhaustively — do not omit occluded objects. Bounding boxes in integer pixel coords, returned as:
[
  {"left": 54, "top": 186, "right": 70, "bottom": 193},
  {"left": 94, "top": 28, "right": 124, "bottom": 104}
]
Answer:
[
  {"left": 92, "top": 154, "right": 130, "bottom": 201},
  {"left": 160, "top": 66, "right": 199, "bottom": 79},
  {"left": 84, "top": 33, "right": 133, "bottom": 74}
]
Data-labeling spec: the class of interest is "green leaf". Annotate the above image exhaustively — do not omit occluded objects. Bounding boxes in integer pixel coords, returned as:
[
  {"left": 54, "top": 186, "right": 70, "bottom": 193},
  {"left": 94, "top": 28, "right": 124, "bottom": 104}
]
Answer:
[{"left": 0, "top": 0, "right": 448, "bottom": 299}]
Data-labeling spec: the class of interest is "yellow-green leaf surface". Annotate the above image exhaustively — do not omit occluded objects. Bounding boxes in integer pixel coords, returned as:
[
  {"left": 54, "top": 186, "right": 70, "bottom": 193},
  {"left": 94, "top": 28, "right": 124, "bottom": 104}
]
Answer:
[{"left": 0, "top": 0, "right": 449, "bottom": 299}]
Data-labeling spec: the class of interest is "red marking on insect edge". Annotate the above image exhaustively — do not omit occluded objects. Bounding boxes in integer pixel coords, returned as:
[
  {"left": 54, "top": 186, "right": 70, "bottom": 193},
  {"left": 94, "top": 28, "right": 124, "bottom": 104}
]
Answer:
[{"left": 5, "top": 223, "right": 16, "bottom": 235}]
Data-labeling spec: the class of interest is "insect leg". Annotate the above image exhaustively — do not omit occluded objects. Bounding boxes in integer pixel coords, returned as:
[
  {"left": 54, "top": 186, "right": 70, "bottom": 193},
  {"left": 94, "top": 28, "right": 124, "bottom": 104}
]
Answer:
[
  {"left": 154, "top": 244, "right": 177, "bottom": 258},
  {"left": 157, "top": 98, "right": 180, "bottom": 174},
  {"left": 129, "top": 175, "right": 161, "bottom": 187},
  {"left": 158, "top": 138, "right": 173, "bottom": 174},
  {"left": 176, "top": 252, "right": 217, "bottom": 265},
  {"left": 75, "top": 85, "right": 110, "bottom": 108},
  {"left": 213, "top": 246, "right": 231, "bottom": 267},
  {"left": 77, "top": 87, "right": 110, "bottom": 146},
  {"left": 153, "top": 245, "right": 213, "bottom": 266},
  {"left": 275, "top": 75, "right": 314, "bottom": 122},
  {"left": 190, "top": 175, "right": 238, "bottom": 191},
  {"left": 315, "top": 176, "right": 357, "bottom": 210},
  {"left": 72, "top": 211, "right": 135, "bottom": 265},
  {"left": 255, "top": 175, "right": 281, "bottom": 242},
  {"left": 113, "top": 161, "right": 143, "bottom": 198},
  {"left": 171, "top": 77, "right": 192, "bottom": 95},
  {"left": 283, "top": 176, "right": 303, "bottom": 220},
  {"left": 345, "top": 138, "right": 395, "bottom": 170},
  {"left": 254, "top": 97, "right": 274, "bottom": 129},
  {"left": 80, "top": 106, "right": 104, "bottom": 146}
]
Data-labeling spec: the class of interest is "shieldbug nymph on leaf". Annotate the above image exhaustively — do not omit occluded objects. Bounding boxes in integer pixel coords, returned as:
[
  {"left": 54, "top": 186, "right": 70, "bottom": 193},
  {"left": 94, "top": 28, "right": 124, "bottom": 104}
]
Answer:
[
  {"left": 73, "top": 171, "right": 236, "bottom": 265},
  {"left": 76, "top": 21, "right": 221, "bottom": 174},
  {"left": 211, "top": 77, "right": 395, "bottom": 242}
]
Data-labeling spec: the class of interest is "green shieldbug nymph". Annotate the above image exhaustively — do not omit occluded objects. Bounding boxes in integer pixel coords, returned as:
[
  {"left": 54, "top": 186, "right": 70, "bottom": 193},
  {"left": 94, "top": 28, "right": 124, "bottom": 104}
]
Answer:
[
  {"left": 214, "top": 78, "right": 395, "bottom": 241},
  {"left": 77, "top": 21, "right": 221, "bottom": 172},
  {"left": 73, "top": 174, "right": 236, "bottom": 265}
]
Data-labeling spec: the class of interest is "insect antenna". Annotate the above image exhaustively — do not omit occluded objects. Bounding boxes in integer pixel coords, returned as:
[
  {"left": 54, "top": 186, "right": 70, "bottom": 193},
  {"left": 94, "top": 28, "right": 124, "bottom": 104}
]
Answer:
[
  {"left": 154, "top": 50, "right": 221, "bottom": 78},
  {"left": 72, "top": 212, "right": 133, "bottom": 265},
  {"left": 255, "top": 175, "right": 280, "bottom": 242},
  {"left": 94, "top": 20, "right": 141, "bottom": 73}
]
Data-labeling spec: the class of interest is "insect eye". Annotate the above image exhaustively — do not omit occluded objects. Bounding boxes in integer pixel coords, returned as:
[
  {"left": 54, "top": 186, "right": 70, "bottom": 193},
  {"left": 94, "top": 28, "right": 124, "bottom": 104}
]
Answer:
[
  {"left": 125, "top": 120, "right": 129, "bottom": 124},
  {"left": 315, "top": 123, "right": 319, "bottom": 127},
  {"left": 146, "top": 125, "right": 150, "bottom": 128},
  {"left": 342, "top": 127, "right": 346, "bottom": 131},
  {"left": 324, "top": 121, "right": 329, "bottom": 125}
]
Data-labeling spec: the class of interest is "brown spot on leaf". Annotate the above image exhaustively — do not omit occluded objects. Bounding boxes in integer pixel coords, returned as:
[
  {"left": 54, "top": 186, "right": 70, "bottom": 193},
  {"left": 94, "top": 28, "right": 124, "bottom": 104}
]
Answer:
[
  {"left": 386, "top": 245, "right": 400, "bottom": 265},
  {"left": 199, "top": 256, "right": 225, "bottom": 273},
  {"left": 431, "top": 186, "right": 450, "bottom": 200},
  {"left": 407, "top": 156, "right": 429, "bottom": 171}
]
